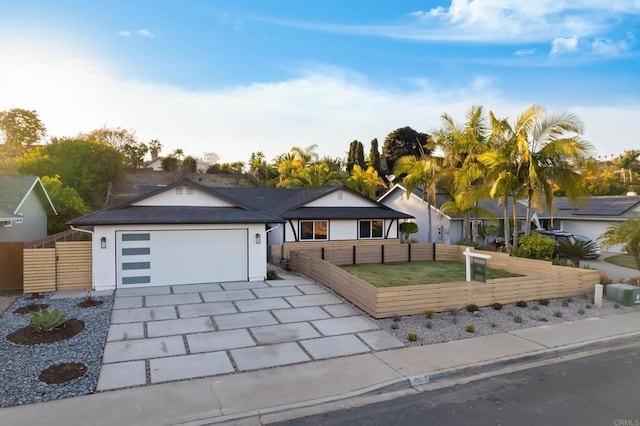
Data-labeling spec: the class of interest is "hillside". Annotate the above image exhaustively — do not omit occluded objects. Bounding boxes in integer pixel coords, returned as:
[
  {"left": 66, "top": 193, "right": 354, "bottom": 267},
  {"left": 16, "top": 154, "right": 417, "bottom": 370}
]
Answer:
[{"left": 107, "top": 169, "right": 250, "bottom": 207}]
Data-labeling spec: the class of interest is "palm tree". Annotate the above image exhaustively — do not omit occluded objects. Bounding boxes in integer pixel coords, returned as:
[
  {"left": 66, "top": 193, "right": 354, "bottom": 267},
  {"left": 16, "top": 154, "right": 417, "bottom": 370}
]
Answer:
[
  {"left": 346, "top": 165, "right": 385, "bottom": 199},
  {"left": 394, "top": 155, "right": 441, "bottom": 243},
  {"left": 149, "top": 139, "right": 162, "bottom": 160},
  {"left": 600, "top": 218, "right": 640, "bottom": 270},
  {"left": 517, "top": 107, "right": 592, "bottom": 233},
  {"left": 285, "top": 163, "right": 342, "bottom": 188}
]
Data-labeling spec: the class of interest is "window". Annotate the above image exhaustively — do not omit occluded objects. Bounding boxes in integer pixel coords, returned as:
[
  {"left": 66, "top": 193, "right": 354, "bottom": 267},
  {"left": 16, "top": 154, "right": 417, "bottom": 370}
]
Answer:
[
  {"left": 175, "top": 187, "right": 183, "bottom": 195},
  {"left": 3, "top": 220, "right": 11, "bottom": 228},
  {"left": 359, "top": 220, "right": 383, "bottom": 239},
  {"left": 300, "top": 220, "right": 328, "bottom": 240},
  {"left": 185, "top": 187, "right": 194, "bottom": 195}
]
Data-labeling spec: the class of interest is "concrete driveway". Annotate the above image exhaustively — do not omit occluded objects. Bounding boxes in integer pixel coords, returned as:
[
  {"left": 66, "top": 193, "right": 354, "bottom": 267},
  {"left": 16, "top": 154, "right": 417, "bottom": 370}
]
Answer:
[
  {"left": 581, "top": 252, "right": 639, "bottom": 282},
  {"left": 97, "top": 270, "right": 403, "bottom": 391}
]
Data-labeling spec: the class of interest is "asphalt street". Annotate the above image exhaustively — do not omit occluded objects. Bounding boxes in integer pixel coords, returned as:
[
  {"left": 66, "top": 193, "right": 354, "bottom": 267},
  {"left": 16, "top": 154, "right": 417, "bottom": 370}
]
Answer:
[{"left": 275, "top": 343, "right": 640, "bottom": 426}]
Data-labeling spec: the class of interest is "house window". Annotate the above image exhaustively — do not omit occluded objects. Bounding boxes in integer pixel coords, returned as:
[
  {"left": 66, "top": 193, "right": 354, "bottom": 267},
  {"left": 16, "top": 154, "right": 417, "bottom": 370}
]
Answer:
[
  {"left": 300, "top": 220, "right": 328, "bottom": 241},
  {"left": 359, "top": 220, "right": 383, "bottom": 239},
  {"left": 176, "top": 187, "right": 183, "bottom": 195},
  {"left": 3, "top": 220, "right": 11, "bottom": 228},
  {"left": 185, "top": 187, "right": 194, "bottom": 195}
]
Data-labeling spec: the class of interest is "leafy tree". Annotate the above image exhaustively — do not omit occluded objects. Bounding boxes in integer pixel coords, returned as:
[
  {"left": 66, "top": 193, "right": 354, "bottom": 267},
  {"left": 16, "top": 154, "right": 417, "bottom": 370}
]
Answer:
[
  {"left": 346, "top": 140, "right": 365, "bottom": 173},
  {"left": 202, "top": 151, "right": 220, "bottom": 166},
  {"left": 247, "top": 152, "right": 277, "bottom": 187},
  {"left": 368, "top": 138, "right": 381, "bottom": 173},
  {"left": 19, "top": 137, "right": 125, "bottom": 209},
  {"left": 0, "top": 108, "right": 46, "bottom": 148},
  {"left": 355, "top": 141, "right": 365, "bottom": 170},
  {"left": 600, "top": 218, "right": 640, "bottom": 270},
  {"left": 516, "top": 233, "right": 556, "bottom": 260},
  {"left": 382, "top": 126, "right": 430, "bottom": 174},
  {"left": 346, "top": 165, "right": 385, "bottom": 199},
  {"left": 182, "top": 156, "right": 198, "bottom": 173},
  {"left": 81, "top": 127, "right": 137, "bottom": 151},
  {"left": 161, "top": 156, "right": 179, "bottom": 172},
  {"left": 121, "top": 142, "right": 148, "bottom": 169},
  {"left": 149, "top": 139, "right": 163, "bottom": 160},
  {"left": 399, "top": 221, "right": 419, "bottom": 243},
  {"left": 40, "top": 176, "right": 89, "bottom": 234},
  {"left": 612, "top": 150, "right": 640, "bottom": 188}
]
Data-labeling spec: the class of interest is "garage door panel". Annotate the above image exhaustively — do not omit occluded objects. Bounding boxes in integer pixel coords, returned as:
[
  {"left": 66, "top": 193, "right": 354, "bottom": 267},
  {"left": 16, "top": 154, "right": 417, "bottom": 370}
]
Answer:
[{"left": 116, "top": 229, "right": 248, "bottom": 287}]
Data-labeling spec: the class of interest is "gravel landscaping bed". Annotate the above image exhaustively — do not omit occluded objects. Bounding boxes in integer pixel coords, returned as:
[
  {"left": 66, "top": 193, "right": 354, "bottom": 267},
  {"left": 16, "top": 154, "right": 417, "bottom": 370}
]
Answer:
[
  {"left": 0, "top": 293, "right": 113, "bottom": 408},
  {"left": 375, "top": 295, "right": 640, "bottom": 346},
  {"left": 0, "top": 293, "right": 20, "bottom": 314}
]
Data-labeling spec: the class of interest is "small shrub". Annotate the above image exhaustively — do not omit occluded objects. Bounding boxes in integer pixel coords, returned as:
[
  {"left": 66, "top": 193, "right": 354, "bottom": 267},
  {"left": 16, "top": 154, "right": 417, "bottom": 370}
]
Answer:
[
  {"left": 83, "top": 292, "right": 95, "bottom": 303},
  {"left": 266, "top": 269, "right": 280, "bottom": 280},
  {"left": 392, "top": 314, "right": 401, "bottom": 322},
  {"left": 407, "top": 332, "right": 418, "bottom": 342},
  {"left": 577, "top": 308, "right": 586, "bottom": 315},
  {"left": 424, "top": 310, "right": 434, "bottom": 320},
  {"left": 466, "top": 304, "right": 480, "bottom": 313},
  {"left": 30, "top": 308, "right": 68, "bottom": 332},
  {"left": 513, "top": 315, "right": 523, "bottom": 323},
  {"left": 465, "top": 324, "right": 475, "bottom": 333},
  {"left": 449, "top": 307, "right": 459, "bottom": 317},
  {"left": 490, "top": 321, "right": 497, "bottom": 328},
  {"left": 516, "top": 233, "right": 556, "bottom": 260},
  {"left": 552, "top": 256, "right": 568, "bottom": 266},
  {"left": 516, "top": 300, "right": 528, "bottom": 308},
  {"left": 614, "top": 303, "right": 620, "bottom": 309},
  {"left": 532, "top": 305, "right": 540, "bottom": 311},
  {"left": 507, "top": 311, "right": 514, "bottom": 317},
  {"left": 553, "top": 310, "right": 563, "bottom": 318},
  {"left": 538, "top": 299, "right": 550, "bottom": 306},
  {"left": 492, "top": 303, "right": 503, "bottom": 311},
  {"left": 425, "top": 320, "right": 433, "bottom": 329},
  {"left": 585, "top": 303, "right": 592, "bottom": 309},
  {"left": 562, "top": 299, "right": 570, "bottom": 307},
  {"left": 599, "top": 272, "right": 613, "bottom": 285},
  {"left": 390, "top": 323, "right": 399, "bottom": 330}
]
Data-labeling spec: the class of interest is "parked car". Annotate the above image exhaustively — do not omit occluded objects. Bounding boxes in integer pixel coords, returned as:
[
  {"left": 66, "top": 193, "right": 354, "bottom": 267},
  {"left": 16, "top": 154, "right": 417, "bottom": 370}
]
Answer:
[{"left": 573, "top": 234, "right": 602, "bottom": 259}]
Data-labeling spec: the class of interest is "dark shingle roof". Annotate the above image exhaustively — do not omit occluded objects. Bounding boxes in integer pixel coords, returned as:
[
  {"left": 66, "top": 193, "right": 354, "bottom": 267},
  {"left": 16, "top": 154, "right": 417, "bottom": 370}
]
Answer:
[
  {"left": 214, "top": 186, "right": 339, "bottom": 216},
  {"left": 542, "top": 196, "right": 640, "bottom": 218},
  {"left": 70, "top": 206, "right": 281, "bottom": 225}
]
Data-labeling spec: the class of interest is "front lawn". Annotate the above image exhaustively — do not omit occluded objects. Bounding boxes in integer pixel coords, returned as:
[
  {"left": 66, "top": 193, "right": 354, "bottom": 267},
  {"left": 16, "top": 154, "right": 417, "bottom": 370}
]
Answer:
[
  {"left": 341, "top": 260, "right": 521, "bottom": 287},
  {"left": 604, "top": 254, "right": 639, "bottom": 270}
]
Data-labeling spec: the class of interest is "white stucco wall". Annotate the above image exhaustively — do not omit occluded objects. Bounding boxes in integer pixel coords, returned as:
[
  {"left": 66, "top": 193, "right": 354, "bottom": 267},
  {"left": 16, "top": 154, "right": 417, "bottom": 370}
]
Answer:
[
  {"left": 92, "top": 223, "right": 267, "bottom": 291},
  {"left": 305, "top": 189, "right": 378, "bottom": 207},
  {"left": 379, "top": 188, "right": 453, "bottom": 243},
  {"left": 559, "top": 219, "right": 625, "bottom": 253}
]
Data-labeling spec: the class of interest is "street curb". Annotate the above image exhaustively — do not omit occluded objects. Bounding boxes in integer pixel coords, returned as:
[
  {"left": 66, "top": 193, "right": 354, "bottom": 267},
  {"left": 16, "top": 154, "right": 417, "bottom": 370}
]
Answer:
[{"left": 176, "top": 331, "right": 640, "bottom": 425}]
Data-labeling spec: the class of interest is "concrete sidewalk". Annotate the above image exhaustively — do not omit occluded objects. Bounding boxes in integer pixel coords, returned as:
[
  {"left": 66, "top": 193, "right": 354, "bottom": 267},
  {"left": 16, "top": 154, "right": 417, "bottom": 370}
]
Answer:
[{"left": 3, "top": 310, "right": 640, "bottom": 426}]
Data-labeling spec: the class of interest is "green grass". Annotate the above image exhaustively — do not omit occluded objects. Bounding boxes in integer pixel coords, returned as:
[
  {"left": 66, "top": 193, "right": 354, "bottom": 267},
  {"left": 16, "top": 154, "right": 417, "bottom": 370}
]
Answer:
[
  {"left": 340, "top": 261, "right": 521, "bottom": 288},
  {"left": 604, "top": 254, "right": 639, "bottom": 270}
]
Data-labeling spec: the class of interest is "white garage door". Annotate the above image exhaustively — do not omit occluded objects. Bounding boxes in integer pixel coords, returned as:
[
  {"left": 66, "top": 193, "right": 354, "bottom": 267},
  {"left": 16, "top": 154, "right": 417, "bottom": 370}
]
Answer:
[{"left": 116, "top": 229, "right": 248, "bottom": 287}]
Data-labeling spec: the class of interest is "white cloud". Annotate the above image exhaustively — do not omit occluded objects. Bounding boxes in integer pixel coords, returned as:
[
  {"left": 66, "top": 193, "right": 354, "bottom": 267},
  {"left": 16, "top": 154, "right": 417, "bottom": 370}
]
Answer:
[
  {"left": 515, "top": 48, "right": 536, "bottom": 55},
  {"left": 550, "top": 36, "right": 579, "bottom": 54},
  {"left": 117, "top": 31, "right": 131, "bottom": 37},
  {"left": 591, "top": 38, "right": 629, "bottom": 56},
  {"left": 137, "top": 29, "right": 155, "bottom": 38},
  {"left": 0, "top": 42, "right": 636, "bottom": 163}
]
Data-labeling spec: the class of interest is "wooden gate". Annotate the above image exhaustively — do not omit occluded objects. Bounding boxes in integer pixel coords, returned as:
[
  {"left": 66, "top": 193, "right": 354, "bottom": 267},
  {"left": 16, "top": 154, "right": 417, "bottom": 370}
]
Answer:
[{"left": 23, "top": 241, "right": 92, "bottom": 293}]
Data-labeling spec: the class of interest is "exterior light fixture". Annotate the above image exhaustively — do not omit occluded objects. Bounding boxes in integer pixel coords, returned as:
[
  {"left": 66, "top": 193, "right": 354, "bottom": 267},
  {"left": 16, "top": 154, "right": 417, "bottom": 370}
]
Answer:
[
  {"left": 101, "top": 237, "right": 107, "bottom": 249},
  {"left": 255, "top": 233, "right": 261, "bottom": 244}
]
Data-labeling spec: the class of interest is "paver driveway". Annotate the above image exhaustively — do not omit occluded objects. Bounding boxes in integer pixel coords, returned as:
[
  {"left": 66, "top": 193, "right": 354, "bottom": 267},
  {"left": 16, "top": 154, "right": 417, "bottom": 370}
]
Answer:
[{"left": 97, "top": 270, "right": 403, "bottom": 391}]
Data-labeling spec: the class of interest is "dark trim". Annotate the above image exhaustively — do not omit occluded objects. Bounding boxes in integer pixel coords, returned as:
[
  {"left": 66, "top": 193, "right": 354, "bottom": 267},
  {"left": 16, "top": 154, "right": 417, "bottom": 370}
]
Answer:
[
  {"left": 385, "top": 219, "right": 394, "bottom": 239},
  {"left": 288, "top": 219, "right": 298, "bottom": 242}
]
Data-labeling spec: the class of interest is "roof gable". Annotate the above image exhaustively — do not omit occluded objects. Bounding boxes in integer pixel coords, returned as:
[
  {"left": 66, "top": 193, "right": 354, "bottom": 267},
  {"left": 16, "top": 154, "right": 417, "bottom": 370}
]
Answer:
[
  {"left": 0, "top": 175, "right": 57, "bottom": 218},
  {"left": 133, "top": 184, "right": 236, "bottom": 207},
  {"left": 303, "top": 188, "right": 379, "bottom": 208}
]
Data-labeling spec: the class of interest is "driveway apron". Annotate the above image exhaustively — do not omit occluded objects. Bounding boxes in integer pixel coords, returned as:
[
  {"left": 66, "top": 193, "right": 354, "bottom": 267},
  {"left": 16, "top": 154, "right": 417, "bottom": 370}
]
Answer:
[{"left": 97, "top": 271, "right": 403, "bottom": 391}]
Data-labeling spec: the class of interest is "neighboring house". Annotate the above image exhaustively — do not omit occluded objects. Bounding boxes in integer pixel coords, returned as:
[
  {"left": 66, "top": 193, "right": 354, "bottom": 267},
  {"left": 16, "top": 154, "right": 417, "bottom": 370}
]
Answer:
[
  {"left": 70, "top": 179, "right": 411, "bottom": 290},
  {"left": 0, "top": 175, "right": 57, "bottom": 243},
  {"left": 378, "top": 183, "right": 527, "bottom": 244},
  {"left": 144, "top": 157, "right": 163, "bottom": 171},
  {"left": 539, "top": 195, "right": 640, "bottom": 253}
]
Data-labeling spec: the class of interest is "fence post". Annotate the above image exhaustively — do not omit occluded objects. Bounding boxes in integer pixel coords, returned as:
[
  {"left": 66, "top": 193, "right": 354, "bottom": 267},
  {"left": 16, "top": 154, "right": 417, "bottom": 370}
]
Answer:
[
  {"left": 352, "top": 245, "right": 356, "bottom": 265},
  {"left": 321, "top": 247, "right": 325, "bottom": 260},
  {"left": 408, "top": 243, "right": 412, "bottom": 262},
  {"left": 432, "top": 242, "right": 436, "bottom": 261},
  {"left": 381, "top": 245, "right": 385, "bottom": 264}
]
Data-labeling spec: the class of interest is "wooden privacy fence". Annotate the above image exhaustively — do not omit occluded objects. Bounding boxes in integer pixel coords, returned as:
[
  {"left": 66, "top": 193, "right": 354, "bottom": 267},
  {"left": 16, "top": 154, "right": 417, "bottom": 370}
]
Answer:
[
  {"left": 23, "top": 241, "right": 92, "bottom": 293},
  {"left": 0, "top": 242, "right": 24, "bottom": 290},
  {"left": 273, "top": 239, "right": 402, "bottom": 263},
  {"left": 289, "top": 244, "right": 600, "bottom": 318}
]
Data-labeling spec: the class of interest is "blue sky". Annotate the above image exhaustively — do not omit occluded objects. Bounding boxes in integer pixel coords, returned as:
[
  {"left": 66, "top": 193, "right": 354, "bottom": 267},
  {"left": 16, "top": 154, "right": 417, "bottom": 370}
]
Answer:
[{"left": 1, "top": 1, "right": 639, "bottom": 163}]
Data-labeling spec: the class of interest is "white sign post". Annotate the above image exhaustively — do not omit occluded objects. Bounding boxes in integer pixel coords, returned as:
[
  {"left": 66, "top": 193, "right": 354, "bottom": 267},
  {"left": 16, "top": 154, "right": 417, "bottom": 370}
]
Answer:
[{"left": 464, "top": 247, "right": 492, "bottom": 282}]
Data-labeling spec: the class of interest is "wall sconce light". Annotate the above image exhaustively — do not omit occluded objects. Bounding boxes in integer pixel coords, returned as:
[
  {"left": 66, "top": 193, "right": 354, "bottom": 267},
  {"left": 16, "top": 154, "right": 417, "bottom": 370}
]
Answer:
[
  {"left": 101, "top": 237, "right": 107, "bottom": 249},
  {"left": 255, "top": 233, "right": 261, "bottom": 244}
]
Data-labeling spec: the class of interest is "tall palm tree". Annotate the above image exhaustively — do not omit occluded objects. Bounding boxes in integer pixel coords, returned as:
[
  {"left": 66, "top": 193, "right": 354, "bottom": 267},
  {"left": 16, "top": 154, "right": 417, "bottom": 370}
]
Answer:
[
  {"left": 600, "top": 218, "right": 640, "bottom": 270},
  {"left": 285, "top": 163, "right": 342, "bottom": 188},
  {"left": 394, "top": 155, "right": 441, "bottom": 243}
]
